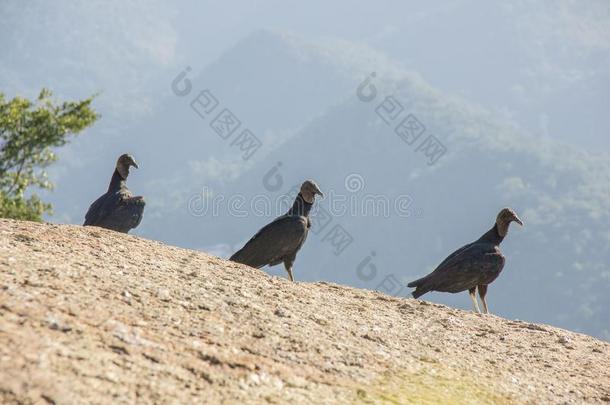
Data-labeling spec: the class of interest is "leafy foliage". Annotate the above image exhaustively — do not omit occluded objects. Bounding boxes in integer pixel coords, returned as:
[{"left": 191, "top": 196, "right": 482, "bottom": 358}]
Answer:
[{"left": 0, "top": 89, "right": 98, "bottom": 221}]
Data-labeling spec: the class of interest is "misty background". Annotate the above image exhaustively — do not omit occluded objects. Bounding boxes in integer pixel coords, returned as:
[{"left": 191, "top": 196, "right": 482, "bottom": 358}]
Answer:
[{"left": 1, "top": 1, "right": 609, "bottom": 340}]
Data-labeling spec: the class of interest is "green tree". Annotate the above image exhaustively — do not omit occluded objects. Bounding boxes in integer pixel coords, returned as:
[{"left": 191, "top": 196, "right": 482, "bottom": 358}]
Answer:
[{"left": 0, "top": 89, "right": 99, "bottom": 221}]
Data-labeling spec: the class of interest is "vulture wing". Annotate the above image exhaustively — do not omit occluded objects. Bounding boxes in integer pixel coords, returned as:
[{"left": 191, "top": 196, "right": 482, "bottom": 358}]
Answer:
[
  {"left": 409, "top": 243, "right": 505, "bottom": 296},
  {"left": 84, "top": 192, "right": 120, "bottom": 226},
  {"left": 230, "top": 215, "right": 309, "bottom": 268},
  {"left": 105, "top": 196, "right": 145, "bottom": 232},
  {"left": 84, "top": 190, "right": 145, "bottom": 233},
  {"left": 408, "top": 243, "right": 474, "bottom": 288}
]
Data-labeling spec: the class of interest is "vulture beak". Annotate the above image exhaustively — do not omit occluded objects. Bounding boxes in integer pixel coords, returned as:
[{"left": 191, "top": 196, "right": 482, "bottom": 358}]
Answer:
[
  {"left": 315, "top": 188, "right": 324, "bottom": 198},
  {"left": 130, "top": 160, "right": 139, "bottom": 169},
  {"left": 513, "top": 215, "right": 524, "bottom": 226}
]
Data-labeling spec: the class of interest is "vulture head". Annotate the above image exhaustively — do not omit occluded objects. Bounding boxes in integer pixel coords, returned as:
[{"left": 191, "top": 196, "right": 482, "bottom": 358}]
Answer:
[
  {"left": 116, "top": 154, "right": 139, "bottom": 180},
  {"left": 496, "top": 207, "right": 523, "bottom": 237},
  {"left": 300, "top": 180, "right": 324, "bottom": 204}
]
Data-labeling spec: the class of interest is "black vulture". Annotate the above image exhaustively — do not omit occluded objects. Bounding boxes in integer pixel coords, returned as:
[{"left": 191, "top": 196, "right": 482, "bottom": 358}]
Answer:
[
  {"left": 83, "top": 154, "right": 145, "bottom": 233},
  {"left": 407, "top": 208, "right": 523, "bottom": 313},
  {"left": 230, "top": 180, "right": 324, "bottom": 282}
]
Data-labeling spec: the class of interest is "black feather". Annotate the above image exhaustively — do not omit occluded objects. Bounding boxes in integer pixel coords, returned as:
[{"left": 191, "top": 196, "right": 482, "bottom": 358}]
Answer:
[
  {"left": 83, "top": 168, "right": 145, "bottom": 233},
  {"left": 408, "top": 223, "right": 507, "bottom": 298},
  {"left": 230, "top": 193, "right": 313, "bottom": 271}
]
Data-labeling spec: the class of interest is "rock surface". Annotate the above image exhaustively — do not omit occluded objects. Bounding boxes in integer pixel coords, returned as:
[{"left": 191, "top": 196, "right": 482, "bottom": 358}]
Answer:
[{"left": 0, "top": 219, "right": 609, "bottom": 404}]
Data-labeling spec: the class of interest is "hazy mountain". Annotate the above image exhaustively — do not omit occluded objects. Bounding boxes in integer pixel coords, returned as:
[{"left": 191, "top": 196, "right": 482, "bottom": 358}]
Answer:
[
  {"left": 130, "top": 30, "right": 399, "bottom": 242},
  {"left": 165, "top": 33, "right": 610, "bottom": 339},
  {"left": 364, "top": 1, "right": 610, "bottom": 151},
  {"left": 0, "top": 0, "right": 177, "bottom": 118}
]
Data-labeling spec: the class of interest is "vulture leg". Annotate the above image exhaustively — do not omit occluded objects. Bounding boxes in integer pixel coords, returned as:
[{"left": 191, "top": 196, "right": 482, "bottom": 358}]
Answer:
[
  {"left": 468, "top": 287, "right": 481, "bottom": 313},
  {"left": 283, "top": 260, "right": 295, "bottom": 282},
  {"left": 478, "top": 284, "right": 489, "bottom": 314}
]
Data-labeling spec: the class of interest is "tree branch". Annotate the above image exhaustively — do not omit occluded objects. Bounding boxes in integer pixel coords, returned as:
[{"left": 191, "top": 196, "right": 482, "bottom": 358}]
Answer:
[{"left": 6, "top": 149, "right": 28, "bottom": 195}]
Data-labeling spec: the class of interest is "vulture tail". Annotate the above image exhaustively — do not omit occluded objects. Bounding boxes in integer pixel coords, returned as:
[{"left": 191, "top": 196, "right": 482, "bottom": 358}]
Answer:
[
  {"left": 407, "top": 275, "right": 428, "bottom": 288},
  {"left": 411, "top": 288, "right": 429, "bottom": 299},
  {"left": 408, "top": 275, "right": 430, "bottom": 299},
  {"left": 229, "top": 248, "right": 263, "bottom": 268},
  {"left": 229, "top": 250, "right": 245, "bottom": 263}
]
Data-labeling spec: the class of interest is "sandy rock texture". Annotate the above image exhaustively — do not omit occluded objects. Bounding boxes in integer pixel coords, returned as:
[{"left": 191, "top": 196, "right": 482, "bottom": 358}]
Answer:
[{"left": 0, "top": 219, "right": 609, "bottom": 404}]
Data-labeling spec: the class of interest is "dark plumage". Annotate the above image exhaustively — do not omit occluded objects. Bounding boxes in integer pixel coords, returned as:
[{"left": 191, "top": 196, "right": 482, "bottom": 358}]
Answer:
[
  {"left": 84, "top": 154, "right": 145, "bottom": 233},
  {"left": 230, "top": 180, "right": 324, "bottom": 282},
  {"left": 408, "top": 208, "right": 523, "bottom": 313}
]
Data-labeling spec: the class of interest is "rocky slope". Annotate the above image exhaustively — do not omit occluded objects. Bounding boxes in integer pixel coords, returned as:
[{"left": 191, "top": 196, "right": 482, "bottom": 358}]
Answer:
[{"left": 0, "top": 219, "right": 609, "bottom": 404}]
